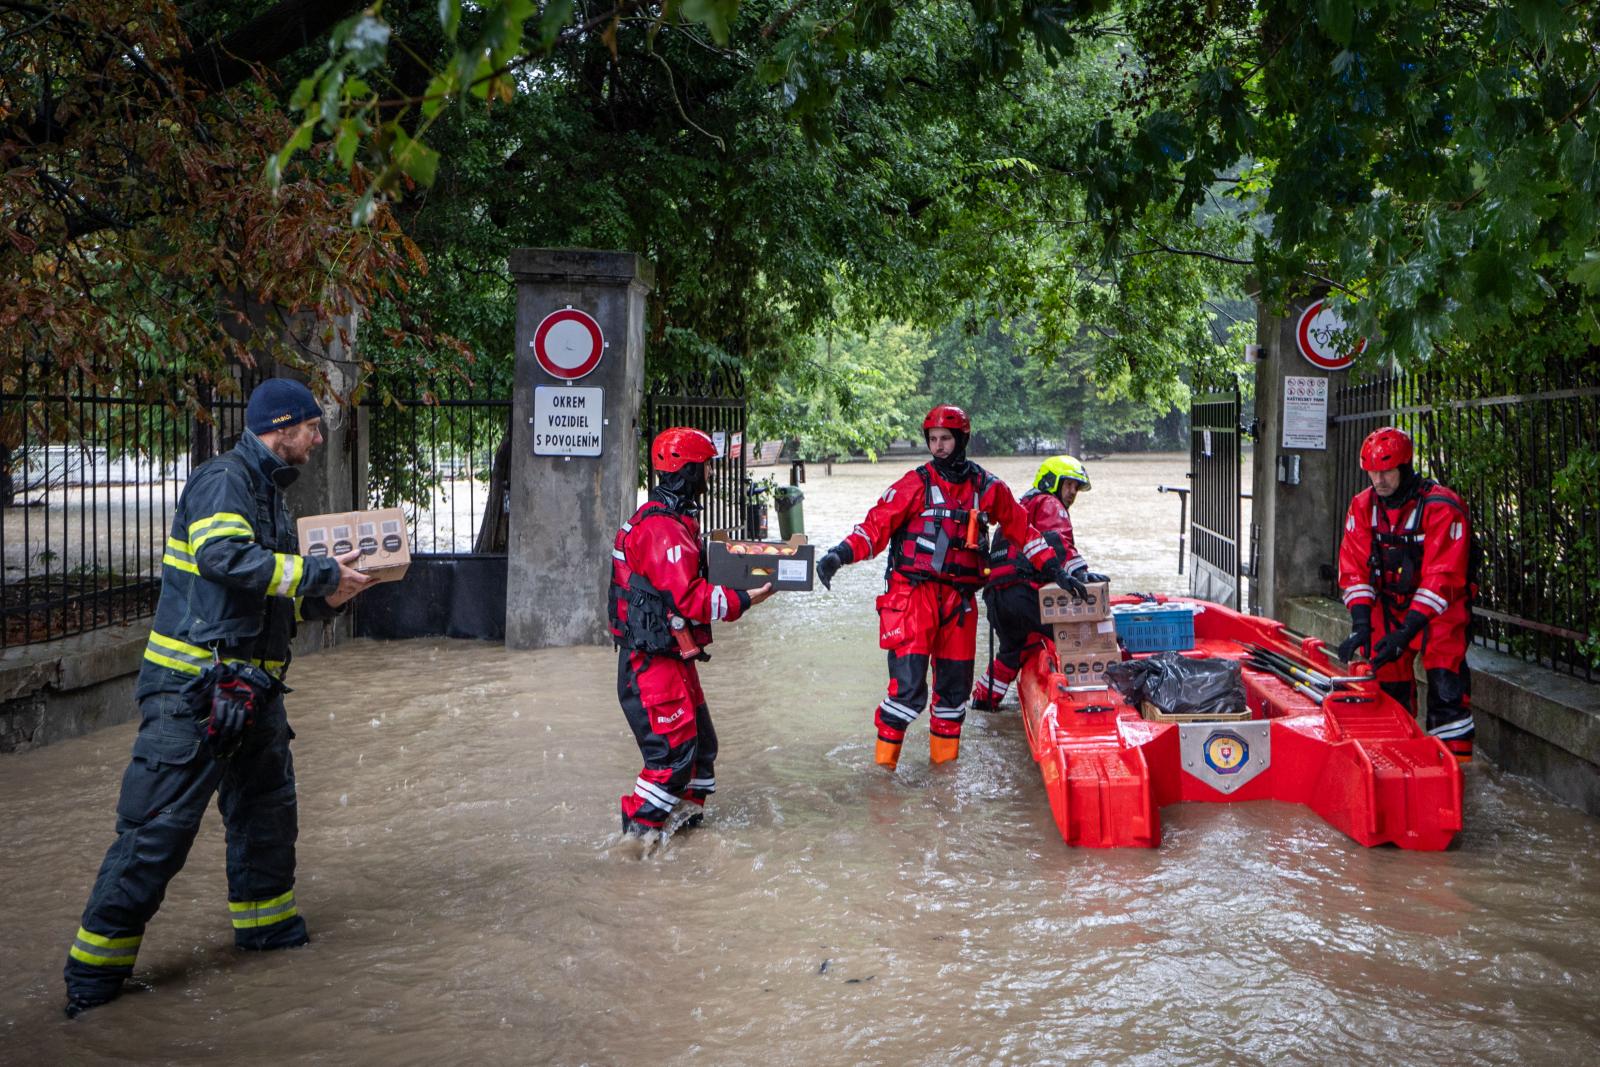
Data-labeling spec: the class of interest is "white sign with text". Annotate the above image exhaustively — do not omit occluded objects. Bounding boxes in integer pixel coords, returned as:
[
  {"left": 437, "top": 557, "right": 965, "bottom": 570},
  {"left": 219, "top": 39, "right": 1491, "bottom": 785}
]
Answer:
[{"left": 531, "top": 386, "right": 604, "bottom": 457}]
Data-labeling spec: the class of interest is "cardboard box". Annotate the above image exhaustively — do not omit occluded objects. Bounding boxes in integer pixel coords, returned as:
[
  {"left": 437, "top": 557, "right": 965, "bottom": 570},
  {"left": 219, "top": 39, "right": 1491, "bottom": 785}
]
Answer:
[
  {"left": 1052, "top": 617, "right": 1122, "bottom": 655},
  {"left": 1059, "top": 652, "right": 1120, "bottom": 688},
  {"left": 297, "top": 507, "right": 411, "bottom": 585},
  {"left": 706, "top": 533, "right": 814, "bottom": 591},
  {"left": 1038, "top": 580, "right": 1111, "bottom": 623},
  {"left": 1140, "top": 700, "right": 1251, "bottom": 724}
]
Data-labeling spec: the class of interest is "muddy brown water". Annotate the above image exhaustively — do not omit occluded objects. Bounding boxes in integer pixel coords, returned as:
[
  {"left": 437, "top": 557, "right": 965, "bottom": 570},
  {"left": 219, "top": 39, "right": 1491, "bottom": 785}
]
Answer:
[{"left": 3, "top": 454, "right": 1597, "bottom": 1065}]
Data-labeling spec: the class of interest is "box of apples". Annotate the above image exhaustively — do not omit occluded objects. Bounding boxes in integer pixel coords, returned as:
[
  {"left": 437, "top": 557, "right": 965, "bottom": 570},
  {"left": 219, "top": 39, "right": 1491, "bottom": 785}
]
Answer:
[{"left": 705, "top": 533, "right": 815, "bottom": 591}]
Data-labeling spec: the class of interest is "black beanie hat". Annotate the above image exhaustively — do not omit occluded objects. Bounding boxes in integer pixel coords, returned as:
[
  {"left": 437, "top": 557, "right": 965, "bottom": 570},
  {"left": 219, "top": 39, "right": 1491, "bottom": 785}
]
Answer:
[{"left": 246, "top": 379, "right": 322, "bottom": 435}]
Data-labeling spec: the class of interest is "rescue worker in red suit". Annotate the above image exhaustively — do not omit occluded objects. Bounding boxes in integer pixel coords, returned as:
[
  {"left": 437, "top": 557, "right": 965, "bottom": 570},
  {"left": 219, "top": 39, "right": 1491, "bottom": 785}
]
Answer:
[
  {"left": 815, "top": 405, "right": 1085, "bottom": 767},
  {"left": 609, "top": 428, "right": 774, "bottom": 837},
  {"left": 972, "top": 455, "right": 1110, "bottom": 711},
  {"left": 1336, "top": 426, "right": 1475, "bottom": 763}
]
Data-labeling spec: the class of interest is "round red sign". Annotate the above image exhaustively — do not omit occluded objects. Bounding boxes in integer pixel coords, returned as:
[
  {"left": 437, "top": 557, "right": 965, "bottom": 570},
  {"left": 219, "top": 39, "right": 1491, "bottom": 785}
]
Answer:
[
  {"left": 532, "top": 307, "right": 605, "bottom": 380},
  {"left": 1295, "top": 299, "right": 1366, "bottom": 371}
]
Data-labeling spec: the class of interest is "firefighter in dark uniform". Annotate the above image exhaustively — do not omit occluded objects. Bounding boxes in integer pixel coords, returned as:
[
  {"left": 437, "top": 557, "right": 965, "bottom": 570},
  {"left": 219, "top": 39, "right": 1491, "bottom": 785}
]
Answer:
[
  {"left": 972, "top": 455, "right": 1109, "bottom": 710},
  {"left": 1337, "top": 426, "right": 1476, "bottom": 763},
  {"left": 816, "top": 405, "right": 1084, "bottom": 768},
  {"left": 63, "top": 379, "right": 374, "bottom": 1017},
  {"left": 609, "top": 427, "right": 774, "bottom": 838}
]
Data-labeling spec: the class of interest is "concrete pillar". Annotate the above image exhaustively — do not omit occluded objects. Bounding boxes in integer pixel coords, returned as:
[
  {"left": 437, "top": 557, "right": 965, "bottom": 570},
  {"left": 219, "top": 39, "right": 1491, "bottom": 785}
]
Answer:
[
  {"left": 505, "top": 249, "right": 653, "bottom": 650},
  {"left": 1248, "top": 291, "right": 1356, "bottom": 620}
]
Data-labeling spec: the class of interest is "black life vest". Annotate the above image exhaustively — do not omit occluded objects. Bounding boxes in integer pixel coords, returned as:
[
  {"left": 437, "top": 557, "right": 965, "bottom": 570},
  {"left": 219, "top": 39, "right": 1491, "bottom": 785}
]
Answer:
[
  {"left": 887, "top": 464, "right": 995, "bottom": 589},
  {"left": 608, "top": 500, "right": 702, "bottom": 654},
  {"left": 1366, "top": 479, "right": 1472, "bottom": 613}
]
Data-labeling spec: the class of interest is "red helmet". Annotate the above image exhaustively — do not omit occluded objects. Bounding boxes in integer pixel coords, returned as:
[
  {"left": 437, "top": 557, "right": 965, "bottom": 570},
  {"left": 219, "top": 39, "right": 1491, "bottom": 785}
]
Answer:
[
  {"left": 923, "top": 404, "right": 971, "bottom": 435},
  {"left": 1360, "top": 426, "right": 1414, "bottom": 471},
  {"left": 651, "top": 427, "right": 717, "bottom": 472}
]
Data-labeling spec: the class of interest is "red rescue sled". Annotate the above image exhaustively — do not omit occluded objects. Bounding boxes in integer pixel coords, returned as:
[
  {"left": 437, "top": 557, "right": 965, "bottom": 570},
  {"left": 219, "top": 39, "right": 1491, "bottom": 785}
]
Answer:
[{"left": 1017, "top": 595, "right": 1463, "bottom": 850}]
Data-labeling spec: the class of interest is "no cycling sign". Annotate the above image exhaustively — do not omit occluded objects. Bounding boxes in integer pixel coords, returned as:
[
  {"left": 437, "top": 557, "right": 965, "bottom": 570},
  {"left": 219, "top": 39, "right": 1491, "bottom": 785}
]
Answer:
[{"left": 1295, "top": 299, "right": 1366, "bottom": 371}]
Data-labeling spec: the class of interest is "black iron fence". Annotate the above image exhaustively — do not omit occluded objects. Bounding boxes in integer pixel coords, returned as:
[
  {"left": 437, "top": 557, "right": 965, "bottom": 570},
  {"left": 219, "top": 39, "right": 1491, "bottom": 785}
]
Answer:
[
  {"left": 1, "top": 363, "right": 259, "bottom": 648},
  {"left": 1189, "top": 386, "right": 1244, "bottom": 607},
  {"left": 1331, "top": 361, "right": 1600, "bottom": 681},
  {"left": 362, "top": 373, "right": 512, "bottom": 555},
  {"left": 645, "top": 370, "right": 749, "bottom": 538}
]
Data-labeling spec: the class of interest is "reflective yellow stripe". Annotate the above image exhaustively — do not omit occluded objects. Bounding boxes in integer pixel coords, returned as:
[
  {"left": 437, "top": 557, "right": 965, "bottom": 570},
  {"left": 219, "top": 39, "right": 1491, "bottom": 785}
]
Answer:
[
  {"left": 142, "top": 649, "right": 204, "bottom": 674},
  {"left": 229, "top": 890, "right": 295, "bottom": 912},
  {"left": 190, "top": 524, "right": 253, "bottom": 550},
  {"left": 148, "top": 631, "right": 210, "bottom": 660},
  {"left": 143, "top": 631, "right": 211, "bottom": 675},
  {"left": 188, "top": 512, "right": 252, "bottom": 540},
  {"left": 163, "top": 535, "right": 200, "bottom": 574},
  {"left": 268, "top": 553, "right": 304, "bottom": 597},
  {"left": 70, "top": 944, "right": 138, "bottom": 967},
  {"left": 69, "top": 927, "right": 141, "bottom": 968},
  {"left": 230, "top": 889, "right": 298, "bottom": 929},
  {"left": 230, "top": 906, "right": 299, "bottom": 929},
  {"left": 77, "top": 927, "right": 142, "bottom": 949},
  {"left": 294, "top": 597, "right": 305, "bottom": 623}
]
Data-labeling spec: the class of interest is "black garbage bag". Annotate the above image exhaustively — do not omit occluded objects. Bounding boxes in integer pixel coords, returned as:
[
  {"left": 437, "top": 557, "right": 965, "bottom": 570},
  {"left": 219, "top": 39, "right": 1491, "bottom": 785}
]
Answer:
[{"left": 1104, "top": 653, "right": 1245, "bottom": 717}]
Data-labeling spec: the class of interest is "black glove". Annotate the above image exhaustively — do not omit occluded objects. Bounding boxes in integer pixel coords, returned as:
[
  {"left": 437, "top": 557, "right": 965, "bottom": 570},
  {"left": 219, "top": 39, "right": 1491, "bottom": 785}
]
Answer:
[
  {"left": 1369, "top": 610, "right": 1428, "bottom": 669},
  {"left": 1336, "top": 603, "right": 1373, "bottom": 663},
  {"left": 1043, "top": 561, "right": 1089, "bottom": 602},
  {"left": 202, "top": 661, "right": 276, "bottom": 755},
  {"left": 816, "top": 542, "right": 853, "bottom": 590},
  {"left": 1082, "top": 572, "right": 1110, "bottom": 585}
]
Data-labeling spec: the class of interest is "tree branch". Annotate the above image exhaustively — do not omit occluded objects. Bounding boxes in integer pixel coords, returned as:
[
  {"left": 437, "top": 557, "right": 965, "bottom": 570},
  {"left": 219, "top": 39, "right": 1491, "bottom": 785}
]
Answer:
[{"left": 180, "top": 0, "right": 369, "bottom": 91}]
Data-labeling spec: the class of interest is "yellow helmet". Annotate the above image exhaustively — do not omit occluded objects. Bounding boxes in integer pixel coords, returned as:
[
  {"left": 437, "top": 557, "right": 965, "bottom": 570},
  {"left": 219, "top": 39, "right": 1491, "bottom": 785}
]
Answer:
[{"left": 1034, "top": 455, "right": 1090, "bottom": 494}]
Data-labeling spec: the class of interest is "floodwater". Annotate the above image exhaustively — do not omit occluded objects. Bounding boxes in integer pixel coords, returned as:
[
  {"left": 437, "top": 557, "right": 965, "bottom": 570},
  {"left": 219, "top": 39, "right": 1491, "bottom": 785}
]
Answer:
[{"left": 3, "top": 453, "right": 1598, "bottom": 1065}]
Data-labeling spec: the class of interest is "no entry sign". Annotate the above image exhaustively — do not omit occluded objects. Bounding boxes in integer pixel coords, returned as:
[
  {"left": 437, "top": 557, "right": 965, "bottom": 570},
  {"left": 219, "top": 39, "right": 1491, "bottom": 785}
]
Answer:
[
  {"left": 1295, "top": 299, "right": 1366, "bottom": 371},
  {"left": 532, "top": 306, "right": 606, "bottom": 380}
]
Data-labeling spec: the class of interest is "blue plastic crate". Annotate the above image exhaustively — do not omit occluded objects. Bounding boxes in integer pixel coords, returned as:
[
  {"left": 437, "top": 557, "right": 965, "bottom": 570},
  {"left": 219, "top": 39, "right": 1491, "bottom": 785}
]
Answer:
[{"left": 1112, "top": 606, "right": 1196, "bottom": 653}]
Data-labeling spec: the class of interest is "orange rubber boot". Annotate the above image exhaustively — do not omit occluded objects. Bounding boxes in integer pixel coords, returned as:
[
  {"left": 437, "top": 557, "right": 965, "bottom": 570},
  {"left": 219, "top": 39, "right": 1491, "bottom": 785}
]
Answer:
[
  {"left": 875, "top": 739, "right": 902, "bottom": 768},
  {"left": 929, "top": 735, "right": 960, "bottom": 764}
]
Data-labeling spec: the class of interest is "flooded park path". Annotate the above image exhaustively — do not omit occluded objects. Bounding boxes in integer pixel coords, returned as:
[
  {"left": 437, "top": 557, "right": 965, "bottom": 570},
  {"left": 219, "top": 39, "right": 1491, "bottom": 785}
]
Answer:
[{"left": 3, "top": 454, "right": 1598, "bottom": 1065}]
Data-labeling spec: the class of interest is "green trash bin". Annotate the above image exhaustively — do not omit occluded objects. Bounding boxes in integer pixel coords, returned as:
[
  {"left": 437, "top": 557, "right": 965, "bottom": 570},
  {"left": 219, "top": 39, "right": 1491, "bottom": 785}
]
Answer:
[{"left": 773, "top": 485, "right": 805, "bottom": 540}]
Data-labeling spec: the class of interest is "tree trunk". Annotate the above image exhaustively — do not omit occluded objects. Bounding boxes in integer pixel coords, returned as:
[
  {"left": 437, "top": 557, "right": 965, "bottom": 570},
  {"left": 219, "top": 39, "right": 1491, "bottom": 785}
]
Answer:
[
  {"left": 1063, "top": 424, "right": 1083, "bottom": 457},
  {"left": 473, "top": 420, "right": 513, "bottom": 554}
]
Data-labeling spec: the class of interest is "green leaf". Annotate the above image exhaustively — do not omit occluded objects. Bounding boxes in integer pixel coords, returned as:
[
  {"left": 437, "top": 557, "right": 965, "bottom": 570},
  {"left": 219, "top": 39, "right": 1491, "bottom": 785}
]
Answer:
[
  {"left": 388, "top": 126, "right": 441, "bottom": 186},
  {"left": 438, "top": 0, "right": 462, "bottom": 41},
  {"left": 679, "top": 0, "right": 739, "bottom": 46},
  {"left": 422, "top": 71, "right": 456, "bottom": 118},
  {"left": 1315, "top": 0, "right": 1355, "bottom": 46},
  {"left": 334, "top": 118, "right": 362, "bottom": 171},
  {"left": 1566, "top": 251, "right": 1600, "bottom": 293},
  {"left": 270, "top": 120, "right": 316, "bottom": 185},
  {"left": 319, "top": 67, "right": 345, "bottom": 128},
  {"left": 536, "top": 0, "right": 574, "bottom": 49},
  {"left": 290, "top": 73, "right": 319, "bottom": 113}
]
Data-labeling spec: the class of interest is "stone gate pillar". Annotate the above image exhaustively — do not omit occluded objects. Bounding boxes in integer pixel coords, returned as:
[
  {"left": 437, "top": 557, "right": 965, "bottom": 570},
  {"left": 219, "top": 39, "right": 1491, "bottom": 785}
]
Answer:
[
  {"left": 505, "top": 249, "right": 652, "bottom": 649},
  {"left": 1249, "top": 291, "right": 1359, "bottom": 620}
]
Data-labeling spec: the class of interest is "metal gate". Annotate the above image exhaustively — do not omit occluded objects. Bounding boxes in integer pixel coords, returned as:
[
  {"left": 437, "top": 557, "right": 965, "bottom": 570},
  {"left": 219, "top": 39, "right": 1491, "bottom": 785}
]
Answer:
[
  {"left": 1189, "top": 386, "right": 1243, "bottom": 608},
  {"left": 644, "top": 370, "right": 748, "bottom": 537}
]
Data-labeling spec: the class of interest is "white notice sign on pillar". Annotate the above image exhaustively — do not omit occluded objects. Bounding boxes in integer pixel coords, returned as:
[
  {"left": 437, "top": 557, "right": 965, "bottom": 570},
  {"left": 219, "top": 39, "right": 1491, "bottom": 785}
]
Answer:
[
  {"left": 531, "top": 386, "right": 604, "bottom": 456},
  {"left": 1282, "top": 375, "right": 1329, "bottom": 450}
]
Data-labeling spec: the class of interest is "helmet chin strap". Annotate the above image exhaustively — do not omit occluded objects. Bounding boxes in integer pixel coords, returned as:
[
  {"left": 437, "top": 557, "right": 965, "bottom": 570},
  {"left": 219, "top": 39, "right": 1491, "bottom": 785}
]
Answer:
[{"left": 654, "top": 463, "right": 707, "bottom": 513}]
